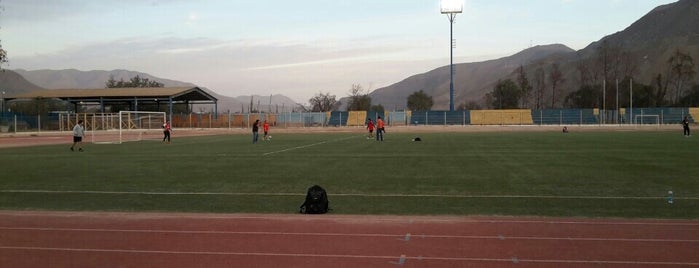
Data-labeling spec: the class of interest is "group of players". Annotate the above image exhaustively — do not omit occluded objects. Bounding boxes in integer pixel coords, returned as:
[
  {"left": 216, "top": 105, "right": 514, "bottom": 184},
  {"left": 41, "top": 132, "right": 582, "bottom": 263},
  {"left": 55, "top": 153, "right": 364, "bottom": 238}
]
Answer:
[
  {"left": 251, "top": 119, "right": 270, "bottom": 144},
  {"left": 68, "top": 115, "right": 691, "bottom": 150},
  {"left": 365, "top": 116, "right": 386, "bottom": 141}
]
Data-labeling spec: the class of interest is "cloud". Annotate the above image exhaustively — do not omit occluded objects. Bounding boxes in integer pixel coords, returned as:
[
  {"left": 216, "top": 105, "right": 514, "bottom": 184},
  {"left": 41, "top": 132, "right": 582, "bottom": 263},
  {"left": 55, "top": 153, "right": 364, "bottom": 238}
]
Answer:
[{"left": 9, "top": 36, "right": 445, "bottom": 102}]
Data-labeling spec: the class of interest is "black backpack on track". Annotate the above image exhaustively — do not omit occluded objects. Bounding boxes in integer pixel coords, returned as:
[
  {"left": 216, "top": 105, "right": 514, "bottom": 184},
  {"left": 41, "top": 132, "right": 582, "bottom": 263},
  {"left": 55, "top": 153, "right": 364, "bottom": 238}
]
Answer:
[{"left": 299, "top": 185, "right": 329, "bottom": 214}]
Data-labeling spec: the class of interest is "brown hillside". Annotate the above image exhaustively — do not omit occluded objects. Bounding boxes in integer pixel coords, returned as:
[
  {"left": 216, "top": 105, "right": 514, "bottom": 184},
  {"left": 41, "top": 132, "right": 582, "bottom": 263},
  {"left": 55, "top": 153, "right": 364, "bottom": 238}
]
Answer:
[
  {"left": 0, "top": 70, "right": 45, "bottom": 96},
  {"left": 368, "top": 0, "right": 699, "bottom": 110}
]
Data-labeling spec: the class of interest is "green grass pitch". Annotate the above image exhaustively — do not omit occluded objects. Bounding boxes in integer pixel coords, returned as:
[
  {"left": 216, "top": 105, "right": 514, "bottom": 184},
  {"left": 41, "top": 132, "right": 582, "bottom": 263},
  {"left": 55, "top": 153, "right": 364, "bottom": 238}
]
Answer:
[{"left": 0, "top": 130, "right": 697, "bottom": 218}]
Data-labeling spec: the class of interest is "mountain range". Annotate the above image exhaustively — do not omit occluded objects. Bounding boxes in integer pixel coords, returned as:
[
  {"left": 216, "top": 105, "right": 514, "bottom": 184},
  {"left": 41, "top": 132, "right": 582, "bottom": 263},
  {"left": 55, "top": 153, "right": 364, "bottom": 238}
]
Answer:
[
  {"left": 366, "top": 0, "right": 699, "bottom": 110},
  {"left": 2, "top": 0, "right": 698, "bottom": 111}
]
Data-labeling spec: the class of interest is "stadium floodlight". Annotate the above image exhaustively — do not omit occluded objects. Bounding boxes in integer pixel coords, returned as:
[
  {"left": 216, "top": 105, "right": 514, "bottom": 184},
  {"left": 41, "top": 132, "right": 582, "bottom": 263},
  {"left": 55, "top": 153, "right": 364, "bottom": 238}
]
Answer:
[
  {"left": 440, "top": 0, "right": 463, "bottom": 111},
  {"left": 440, "top": 0, "right": 463, "bottom": 14}
]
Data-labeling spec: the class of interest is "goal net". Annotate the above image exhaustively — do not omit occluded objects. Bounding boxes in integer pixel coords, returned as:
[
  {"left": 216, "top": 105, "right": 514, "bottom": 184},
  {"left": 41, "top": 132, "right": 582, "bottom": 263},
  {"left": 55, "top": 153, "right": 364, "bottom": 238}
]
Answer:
[
  {"left": 634, "top": 114, "right": 660, "bottom": 126},
  {"left": 90, "top": 111, "right": 166, "bottom": 144}
]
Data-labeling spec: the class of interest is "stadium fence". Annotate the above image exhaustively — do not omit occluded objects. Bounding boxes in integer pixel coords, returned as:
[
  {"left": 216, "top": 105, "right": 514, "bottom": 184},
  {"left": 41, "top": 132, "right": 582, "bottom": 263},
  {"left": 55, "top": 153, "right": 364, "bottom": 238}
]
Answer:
[{"left": 0, "top": 107, "right": 696, "bottom": 133}]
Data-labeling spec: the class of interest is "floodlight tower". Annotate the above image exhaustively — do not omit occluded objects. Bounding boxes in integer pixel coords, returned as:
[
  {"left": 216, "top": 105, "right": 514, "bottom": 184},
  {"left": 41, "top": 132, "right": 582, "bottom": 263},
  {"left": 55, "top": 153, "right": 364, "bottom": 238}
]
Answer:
[{"left": 441, "top": 0, "right": 462, "bottom": 111}]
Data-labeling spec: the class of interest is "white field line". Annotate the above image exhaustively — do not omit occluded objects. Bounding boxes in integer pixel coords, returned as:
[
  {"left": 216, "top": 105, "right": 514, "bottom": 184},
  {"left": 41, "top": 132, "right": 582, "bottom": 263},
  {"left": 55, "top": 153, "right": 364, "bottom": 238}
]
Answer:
[
  {"left": 2, "top": 227, "right": 698, "bottom": 243},
  {"left": 1, "top": 211, "right": 697, "bottom": 226},
  {"left": 262, "top": 135, "right": 358, "bottom": 156},
  {"left": 2, "top": 189, "right": 697, "bottom": 200},
  {"left": 0, "top": 246, "right": 697, "bottom": 266}
]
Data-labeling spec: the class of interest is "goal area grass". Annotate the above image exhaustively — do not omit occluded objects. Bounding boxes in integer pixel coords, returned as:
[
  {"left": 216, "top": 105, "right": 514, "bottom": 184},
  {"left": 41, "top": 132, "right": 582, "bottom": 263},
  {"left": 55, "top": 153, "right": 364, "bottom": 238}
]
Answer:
[{"left": 0, "top": 130, "right": 697, "bottom": 219}]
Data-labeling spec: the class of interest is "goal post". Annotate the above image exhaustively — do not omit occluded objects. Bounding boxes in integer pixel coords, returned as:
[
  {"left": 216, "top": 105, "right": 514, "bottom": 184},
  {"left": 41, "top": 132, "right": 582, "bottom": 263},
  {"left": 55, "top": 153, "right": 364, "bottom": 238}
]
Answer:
[
  {"left": 119, "top": 111, "right": 167, "bottom": 144},
  {"left": 634, "top": 114, "right": 660, "bottom": 126},
  {"left": 87, "top": 111, "right": 166, "bottom": 144}
]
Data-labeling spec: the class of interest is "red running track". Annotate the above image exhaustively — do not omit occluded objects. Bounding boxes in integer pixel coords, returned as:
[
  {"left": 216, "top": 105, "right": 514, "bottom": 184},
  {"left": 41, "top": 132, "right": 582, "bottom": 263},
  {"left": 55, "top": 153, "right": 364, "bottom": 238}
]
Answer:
[{"left": 0, "top": 211, "right": 698, "bottom": 268}]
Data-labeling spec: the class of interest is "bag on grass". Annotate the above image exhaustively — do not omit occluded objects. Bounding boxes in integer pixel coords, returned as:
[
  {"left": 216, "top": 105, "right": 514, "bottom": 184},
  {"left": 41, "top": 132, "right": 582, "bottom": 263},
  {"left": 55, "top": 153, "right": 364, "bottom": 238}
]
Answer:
[{"left": 299, "top": 185, "right": 329, "bottom": 214}]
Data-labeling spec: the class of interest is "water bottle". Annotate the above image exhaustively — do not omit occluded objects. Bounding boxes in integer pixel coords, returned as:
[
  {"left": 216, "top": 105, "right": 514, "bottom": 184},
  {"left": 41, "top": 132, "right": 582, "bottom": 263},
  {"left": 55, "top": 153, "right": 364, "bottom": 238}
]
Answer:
[{"left": 667, "top": 190, "right": 674, "bottom": 204}]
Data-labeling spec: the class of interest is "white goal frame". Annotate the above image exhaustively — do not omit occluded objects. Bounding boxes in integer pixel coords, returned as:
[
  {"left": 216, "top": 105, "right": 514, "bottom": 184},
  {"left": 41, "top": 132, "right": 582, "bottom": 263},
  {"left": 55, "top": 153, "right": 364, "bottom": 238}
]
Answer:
[
  {"left": 634, "top": 114, "right": 660, "bottom": 126},
  {"left": 88, "top": 111, "right": 166, "bottom": 144}
]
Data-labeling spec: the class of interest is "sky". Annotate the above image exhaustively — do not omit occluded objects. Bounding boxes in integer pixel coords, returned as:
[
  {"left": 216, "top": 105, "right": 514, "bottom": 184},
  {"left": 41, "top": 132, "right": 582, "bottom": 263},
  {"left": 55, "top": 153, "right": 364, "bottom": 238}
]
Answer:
[{"left": 0, "top": 0, "right": 677, "bottom": 103}]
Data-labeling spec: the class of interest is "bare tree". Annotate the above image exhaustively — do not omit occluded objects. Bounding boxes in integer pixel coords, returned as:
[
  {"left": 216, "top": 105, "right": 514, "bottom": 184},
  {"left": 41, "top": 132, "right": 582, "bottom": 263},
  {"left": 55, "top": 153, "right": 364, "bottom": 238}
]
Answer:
[
  {"left": 667, "top": 49, "right": 696, "bottom": 103},
  {"left": 654, "top": 73, "right": 670, "bottom": 107},
  {"left": 346, "top": 83, "right": 371, "bottom": 111},
  {"left": 620, "top": 50, "right": 641, "bottom": 79},
  {"left": 308, "top": 92, "right": 339, "bottom": 112},
  {"left": 533, "top": 66, "right": 546, "bottom": 110},
  {"left": 516, "top": 65, "right": 532, "bottom": 108},
  {"left": 549, "top": 63, "right": 565, "bottom": 108},
  {"left": 595, "top": 40, "right": 621, "bottom": 84},
  {"left": 576, "top": 54, "right": 595, "bottom": 87}
]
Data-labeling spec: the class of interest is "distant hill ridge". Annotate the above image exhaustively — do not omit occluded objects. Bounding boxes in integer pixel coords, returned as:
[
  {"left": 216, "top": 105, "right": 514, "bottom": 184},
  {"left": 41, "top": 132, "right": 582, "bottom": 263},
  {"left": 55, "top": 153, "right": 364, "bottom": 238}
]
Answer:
[
  {"left": 12, "top": 69, "right": 196, "bottom": 89},
  {"left": 365, "top": 44, "right": 575, "bottom": 110},
  {"left": 368, "top": 0, "right": 699, "bottom": 110},
  {"left": 0, "top": 70, "right": 45, "bottom": 96}
]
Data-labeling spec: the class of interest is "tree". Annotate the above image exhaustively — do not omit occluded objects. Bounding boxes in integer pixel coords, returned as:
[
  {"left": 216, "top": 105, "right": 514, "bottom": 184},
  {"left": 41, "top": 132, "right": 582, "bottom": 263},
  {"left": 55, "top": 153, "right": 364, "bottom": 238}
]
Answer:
[
  {"left": 308, "top": 92, "right": 339, "bottom": 112},
  {"left": 576, "top": 54, "right": 595, "bottom": 87},
  {"left": 490, "top": 79, "right": 520, "bottom": 109},
  {"left": 595, "top": 40, "right": 622, "bottom": 85},
  {"left": 652, "top": 73, "right": 670, "bottom": 107},
  {"left": 106, "top": 75, "right": 164, "bottom": 88},
  {"left": 0, "top": 43, "right": 7, "bottom": 70},
  {"left": 406, "top": 90, "right": 434, "bottom": 111},
  {"left": 533, "top": 66, "right": 546, "bottom": 110},
  {"left": 549, "top": 63, "right": 565, "bottom": 108},
  {"left": 564, "top": 85, "right": 601, "bottom": 108},
  {"left": 678, "top": 85, "right": 699, "bottom": 107},
  {"left": 516, "top": 65, "right": 532, "bottom": 108},
  {"left": 457, "top": 101, "right": 480, "bottom": 111},
  {"left": 667, "top": 49, "right": 696, "bottom": 103},
  {"left": 484, "top": 93, "right": 494, "bottom": 109},
  {"left": 630, "top": 81, "right": 657, "bottom": 108},
  {"left": 346, "top": 83, "right": 371, "bottom": 111},
  {"left": 369, "top": 104, "right": 384, "bottom": 113}
]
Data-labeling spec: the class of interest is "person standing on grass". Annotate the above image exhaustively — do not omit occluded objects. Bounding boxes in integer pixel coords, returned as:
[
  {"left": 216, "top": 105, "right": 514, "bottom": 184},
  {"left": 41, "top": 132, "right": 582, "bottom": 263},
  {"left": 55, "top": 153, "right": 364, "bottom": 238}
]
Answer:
[
  {"left": 252, "top": 119, "right": 260, "bottom": 144},
  {"left": 366, "top": 118, "right": 375, "bottom": 139},
  {"left": 162, "top": 120, "right": 172, "bottom": 143},
  {"left": 682, "top": 116, "right": 690, "bottom": 137},
  {"left": 376, "top": 116, "right": 385, "bottom": 141},
  {"left": 263, "top": 120, "right": 270, "bottom": 140},
  {"left": 70, "top": 120, "right": 85, "bottom": 152}
]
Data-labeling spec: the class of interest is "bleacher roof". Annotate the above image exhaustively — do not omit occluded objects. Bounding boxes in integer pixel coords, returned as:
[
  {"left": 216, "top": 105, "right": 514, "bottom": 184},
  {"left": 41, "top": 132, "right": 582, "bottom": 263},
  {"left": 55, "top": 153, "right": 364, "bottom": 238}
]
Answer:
[{"left": 6, "top": 87, "right": 217, "bottom": 103}]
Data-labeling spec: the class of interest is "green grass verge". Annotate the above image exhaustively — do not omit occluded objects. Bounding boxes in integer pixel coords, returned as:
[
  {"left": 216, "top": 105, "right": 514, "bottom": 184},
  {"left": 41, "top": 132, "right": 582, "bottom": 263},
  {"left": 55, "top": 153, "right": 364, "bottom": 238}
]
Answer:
[{"left": 1, "top": 130, "right": 697, "bottom": 218}]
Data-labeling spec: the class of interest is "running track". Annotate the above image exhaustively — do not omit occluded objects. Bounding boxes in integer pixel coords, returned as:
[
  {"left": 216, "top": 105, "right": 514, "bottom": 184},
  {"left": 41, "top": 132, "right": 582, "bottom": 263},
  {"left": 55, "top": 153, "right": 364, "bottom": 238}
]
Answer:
[{"left": 1, "top": 211, "right": 698, "bottom": 267}]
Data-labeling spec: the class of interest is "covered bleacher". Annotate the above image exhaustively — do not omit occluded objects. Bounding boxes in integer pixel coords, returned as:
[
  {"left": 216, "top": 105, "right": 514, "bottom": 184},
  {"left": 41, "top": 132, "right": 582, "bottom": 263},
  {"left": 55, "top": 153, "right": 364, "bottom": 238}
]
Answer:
[{"left": 7, "top": 87, "right": 218, "bottom": 122}]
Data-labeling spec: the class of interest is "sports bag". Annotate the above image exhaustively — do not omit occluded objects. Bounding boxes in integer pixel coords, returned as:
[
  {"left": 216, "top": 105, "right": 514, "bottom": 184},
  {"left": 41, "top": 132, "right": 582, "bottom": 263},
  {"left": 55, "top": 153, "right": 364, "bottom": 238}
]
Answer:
[{"left": 299, "top": 185, "right": 329, "bottom": 214}]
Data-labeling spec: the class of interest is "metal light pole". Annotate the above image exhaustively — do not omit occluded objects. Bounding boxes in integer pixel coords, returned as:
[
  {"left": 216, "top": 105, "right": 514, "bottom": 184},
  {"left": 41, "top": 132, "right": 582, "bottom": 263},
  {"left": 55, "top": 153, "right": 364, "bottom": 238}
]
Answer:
[
  {"left": 441, "top": 0, "right": 462, "bottom": 111},
  {"left": 630, "top": 78, "right": 633, "bottom": 125}
]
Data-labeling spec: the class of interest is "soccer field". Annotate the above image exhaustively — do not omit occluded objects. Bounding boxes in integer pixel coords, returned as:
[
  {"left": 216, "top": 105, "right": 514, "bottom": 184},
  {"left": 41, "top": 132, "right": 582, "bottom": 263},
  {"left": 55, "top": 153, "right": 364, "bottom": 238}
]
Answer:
[{"left": 0, "top": 130, "right": 697, "bottom": 218}]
